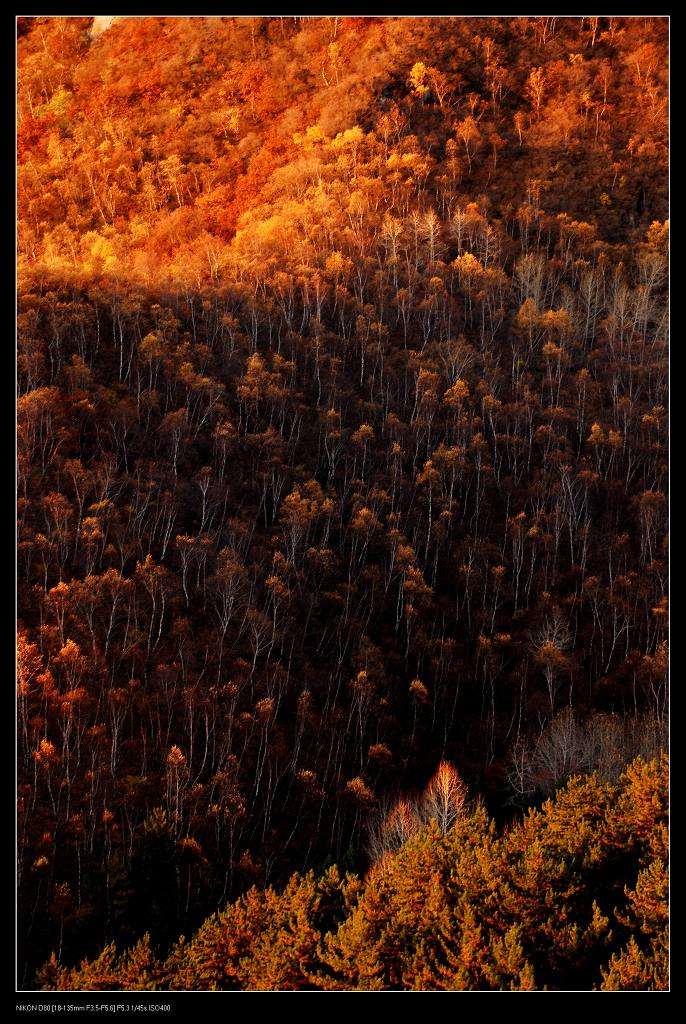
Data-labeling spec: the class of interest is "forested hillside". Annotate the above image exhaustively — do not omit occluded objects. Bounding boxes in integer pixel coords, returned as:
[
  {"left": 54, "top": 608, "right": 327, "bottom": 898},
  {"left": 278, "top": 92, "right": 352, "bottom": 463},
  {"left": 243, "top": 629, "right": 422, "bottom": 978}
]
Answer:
[
  {"left": 38, "top": 757, "right": 669, "bottom": 991},
  {"left": 17, "top": 15, "right": 668, "bottom": 990}
]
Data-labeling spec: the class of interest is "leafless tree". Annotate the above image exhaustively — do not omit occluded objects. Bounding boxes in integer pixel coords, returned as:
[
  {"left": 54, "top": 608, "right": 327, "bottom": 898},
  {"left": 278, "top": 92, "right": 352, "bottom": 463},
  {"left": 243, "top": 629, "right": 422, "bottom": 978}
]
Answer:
[{"left": 367, "top": 761, "right": 469, "bottom": 863}]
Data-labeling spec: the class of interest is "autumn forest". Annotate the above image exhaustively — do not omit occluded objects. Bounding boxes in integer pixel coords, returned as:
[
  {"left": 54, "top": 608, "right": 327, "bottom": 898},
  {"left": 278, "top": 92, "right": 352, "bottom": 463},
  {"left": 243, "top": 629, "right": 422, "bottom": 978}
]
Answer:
[{"left": 17, "top": 15, "right": 668, "bottom": 992}]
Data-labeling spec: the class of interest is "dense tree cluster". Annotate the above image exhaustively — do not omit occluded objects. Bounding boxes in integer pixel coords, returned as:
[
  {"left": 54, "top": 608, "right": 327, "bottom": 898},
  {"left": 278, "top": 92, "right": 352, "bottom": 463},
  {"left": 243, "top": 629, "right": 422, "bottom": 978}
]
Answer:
[
  {"left": 38, "top": 757, "right": 668, "bottom": 991},
  {"left": 17, "top": 15, "right": 667, "bottom": 989}
]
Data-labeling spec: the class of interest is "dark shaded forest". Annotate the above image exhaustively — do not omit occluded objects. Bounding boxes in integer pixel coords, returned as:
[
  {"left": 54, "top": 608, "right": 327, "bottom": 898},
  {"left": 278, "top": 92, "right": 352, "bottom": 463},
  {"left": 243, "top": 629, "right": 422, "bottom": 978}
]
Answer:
[{"left": 17, "top": 15, "right": 668, "bottom": 990}]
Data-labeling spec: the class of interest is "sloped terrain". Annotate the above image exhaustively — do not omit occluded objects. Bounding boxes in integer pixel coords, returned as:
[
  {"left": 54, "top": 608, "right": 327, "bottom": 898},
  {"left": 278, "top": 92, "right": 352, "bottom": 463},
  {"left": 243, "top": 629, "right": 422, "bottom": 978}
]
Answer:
[{"left": 17, "top": 16, "right": 667, "bottom": 988}]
